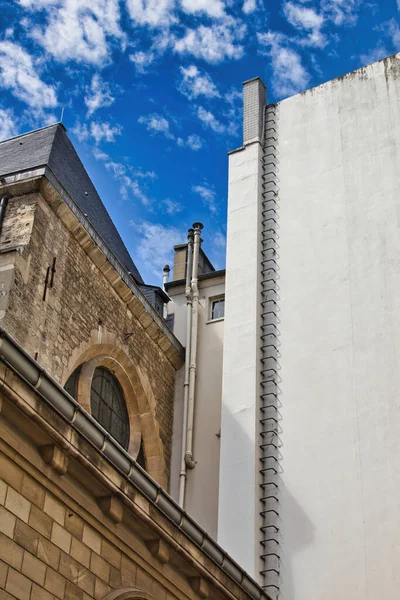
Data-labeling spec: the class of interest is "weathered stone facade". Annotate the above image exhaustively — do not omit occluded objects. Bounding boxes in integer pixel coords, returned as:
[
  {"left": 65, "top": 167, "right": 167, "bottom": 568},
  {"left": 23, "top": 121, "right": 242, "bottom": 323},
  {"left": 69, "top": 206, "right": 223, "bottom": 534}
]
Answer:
[
  {"left": 0, "top": 347, "right": 267, "bottom": 600},
  {"left": 0, "top": 178, "right": 183, "bottom": 487}
]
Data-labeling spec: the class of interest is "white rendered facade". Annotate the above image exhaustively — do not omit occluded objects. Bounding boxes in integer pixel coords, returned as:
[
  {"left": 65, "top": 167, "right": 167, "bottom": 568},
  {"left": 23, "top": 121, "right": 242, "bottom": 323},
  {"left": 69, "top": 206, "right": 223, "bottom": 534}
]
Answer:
[
  {"left": 218, "top": 54, "right": 400, "bottom": 600},
  {"left": 168, "top": 53, "right": 400, "bottom": 600},
  {"left": 167, "top": 248, "right": 225, "bottom": 540}
]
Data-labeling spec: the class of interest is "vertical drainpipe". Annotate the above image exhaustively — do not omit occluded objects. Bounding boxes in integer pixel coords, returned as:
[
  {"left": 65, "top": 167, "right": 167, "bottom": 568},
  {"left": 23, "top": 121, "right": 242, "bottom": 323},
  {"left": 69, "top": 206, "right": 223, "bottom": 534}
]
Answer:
[
  {"left": 178, "top": 229, "right": 194, "bottom": 507},
  {"left": 0, "top": 197, "right": 9, "bottom": 237},
  {"left": 184, "top": 222, "right": 203, "bottom": 471},
  {"left": 162, "top": 264, "right": 170, "bottom": 319}
]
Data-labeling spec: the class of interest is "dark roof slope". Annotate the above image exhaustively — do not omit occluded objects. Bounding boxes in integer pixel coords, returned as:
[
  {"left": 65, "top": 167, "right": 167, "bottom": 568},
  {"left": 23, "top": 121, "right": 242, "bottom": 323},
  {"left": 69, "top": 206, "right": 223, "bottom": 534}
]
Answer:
[{"left": 0, "top": 124, "right": 143, "bottom": 284}]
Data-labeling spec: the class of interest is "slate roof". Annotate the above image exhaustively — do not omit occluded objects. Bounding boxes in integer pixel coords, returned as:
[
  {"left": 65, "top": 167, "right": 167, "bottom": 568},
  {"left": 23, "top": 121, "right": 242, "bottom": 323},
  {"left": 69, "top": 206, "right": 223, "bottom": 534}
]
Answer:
[{"left": 0, "top": 123, "right": 144, "bottom": 284}]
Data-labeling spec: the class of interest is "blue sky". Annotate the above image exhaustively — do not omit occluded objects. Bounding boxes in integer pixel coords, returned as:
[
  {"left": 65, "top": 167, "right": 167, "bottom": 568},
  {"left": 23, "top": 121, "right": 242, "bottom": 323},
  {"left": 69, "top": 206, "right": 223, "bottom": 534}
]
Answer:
[{"left": 0, "top": 0, "right": 399, "bottom": 284}]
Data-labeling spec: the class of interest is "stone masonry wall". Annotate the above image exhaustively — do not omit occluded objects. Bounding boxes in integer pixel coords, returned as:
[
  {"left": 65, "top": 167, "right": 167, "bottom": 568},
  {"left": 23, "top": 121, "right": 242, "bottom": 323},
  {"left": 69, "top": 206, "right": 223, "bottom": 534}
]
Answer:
[
  {"left": 2, "top": 191, "right": 176, "bottom": 480},
  {"left": 0, "top": 450, "right": 177, "bottom": 600}
]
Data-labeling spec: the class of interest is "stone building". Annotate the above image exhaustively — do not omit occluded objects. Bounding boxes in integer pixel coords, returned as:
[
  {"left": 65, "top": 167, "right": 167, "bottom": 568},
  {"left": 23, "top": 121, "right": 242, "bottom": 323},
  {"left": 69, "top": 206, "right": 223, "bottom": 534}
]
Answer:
[
  {"left": 0, "top": 124, "right": 270, "bottom": 600},
  {"left": 166, "top": 52, "right": 400, "bottom": 600}
]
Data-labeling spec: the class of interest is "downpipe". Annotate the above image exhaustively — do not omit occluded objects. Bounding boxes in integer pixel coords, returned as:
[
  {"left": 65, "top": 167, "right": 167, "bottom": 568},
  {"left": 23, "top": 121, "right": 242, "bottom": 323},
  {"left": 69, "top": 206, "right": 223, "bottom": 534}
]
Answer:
[
  {"left": 178, "top": 228, "right": 194, "bottom": 506},
  {"left": 184, "top": 222, "right": 203, "bottom": 471}
]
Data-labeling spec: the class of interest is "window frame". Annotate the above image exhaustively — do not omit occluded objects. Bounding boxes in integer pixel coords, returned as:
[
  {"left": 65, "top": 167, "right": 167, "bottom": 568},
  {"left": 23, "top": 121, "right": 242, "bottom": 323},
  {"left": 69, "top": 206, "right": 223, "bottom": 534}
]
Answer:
[
  {"left": 90, "top": 367, "right": 130, "bottom": 451},
  {"left": 208, "top": 295, "right": 225, "bottom": 323}
]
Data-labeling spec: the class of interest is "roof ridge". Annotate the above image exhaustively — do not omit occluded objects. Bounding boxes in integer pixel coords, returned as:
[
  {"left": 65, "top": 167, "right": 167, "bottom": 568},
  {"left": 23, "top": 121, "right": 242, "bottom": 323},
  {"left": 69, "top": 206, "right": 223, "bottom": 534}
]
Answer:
[{"left": 0, "top": 122, "right": 65, "bottom": 146}]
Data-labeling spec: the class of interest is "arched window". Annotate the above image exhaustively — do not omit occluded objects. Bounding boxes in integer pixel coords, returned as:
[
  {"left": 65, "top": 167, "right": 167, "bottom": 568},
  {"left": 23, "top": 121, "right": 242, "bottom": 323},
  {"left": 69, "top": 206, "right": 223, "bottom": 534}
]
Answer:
[
  {"left": 90, "top": 367, "right": 130, "bottom": 450},
  {"left": 64, "top": 365, "right": 81, "bottom": 399}
]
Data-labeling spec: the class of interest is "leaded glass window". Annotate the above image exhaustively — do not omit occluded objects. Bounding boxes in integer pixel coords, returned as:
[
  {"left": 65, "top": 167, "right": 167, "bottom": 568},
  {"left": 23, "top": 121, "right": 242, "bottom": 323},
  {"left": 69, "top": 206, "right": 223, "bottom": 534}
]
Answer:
[
  {"left": 90, "top": 367, "right": 130, "bottom": 450},
  {"left": 64, "top": 366, "right": 81, "bottom": 399}
]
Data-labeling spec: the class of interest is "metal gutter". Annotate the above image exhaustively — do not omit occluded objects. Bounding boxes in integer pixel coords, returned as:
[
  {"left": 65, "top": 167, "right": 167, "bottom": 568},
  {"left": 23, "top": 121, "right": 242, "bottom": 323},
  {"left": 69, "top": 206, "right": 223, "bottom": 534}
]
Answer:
[{"left": 0, "top": 326, "right": 271, "bottom": 600}]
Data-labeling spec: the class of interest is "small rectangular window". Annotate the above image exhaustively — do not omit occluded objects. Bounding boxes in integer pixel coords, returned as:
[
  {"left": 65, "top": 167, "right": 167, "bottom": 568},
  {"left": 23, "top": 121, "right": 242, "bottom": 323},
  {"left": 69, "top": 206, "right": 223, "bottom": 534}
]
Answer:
[{"left": 210, "top": 296, "right": 225, "bottom": 320}]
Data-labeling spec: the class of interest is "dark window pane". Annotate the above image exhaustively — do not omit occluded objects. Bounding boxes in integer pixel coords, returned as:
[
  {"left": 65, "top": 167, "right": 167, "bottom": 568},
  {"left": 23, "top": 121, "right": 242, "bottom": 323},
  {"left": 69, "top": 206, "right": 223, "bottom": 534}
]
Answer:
[
  {"left": 64, "top": 366, "right": 81, "bottom": 399},
  {"left": 90, "top": 367, "right": 130, "bottom": 450}
]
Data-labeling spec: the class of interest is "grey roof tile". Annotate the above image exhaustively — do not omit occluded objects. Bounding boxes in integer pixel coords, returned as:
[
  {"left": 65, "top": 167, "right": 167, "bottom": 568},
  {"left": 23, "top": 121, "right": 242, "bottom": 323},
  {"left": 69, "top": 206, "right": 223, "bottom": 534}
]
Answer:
[{"left": 0, "top": 123, "right": 144, "bottom": 284}]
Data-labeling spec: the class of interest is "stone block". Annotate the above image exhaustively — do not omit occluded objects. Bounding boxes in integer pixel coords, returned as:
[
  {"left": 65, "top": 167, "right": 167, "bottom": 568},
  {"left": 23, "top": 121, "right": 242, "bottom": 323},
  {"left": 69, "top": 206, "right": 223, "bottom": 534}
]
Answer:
[
  {"left": 0, "top": 480, "right": 6, "bottom": 505},
  {"left": 44, "top": 493, "right": 65, "bottom": 526},
  {"left": 29, "top": 505, "right": 53, "bottom": 538},
  {"left": 65, "top": 580, "right": 84, "bottom": 600},
  {"left": 0, "top": 559, "right": 7, "bottom": 588},
  {"left": 0, "top": 455, "right": 23, "bottom": 492},
  {"left": 64, "top": 513, "right": 84, "bottom": 540},
  {"left": 90, "top": 552, "right": 110, "bottom": 583},
  {"left": 37, "top": 537, "right": 61, "bottom": 571},
  {"left": 100, "top": 540, "right": 121, "bottom": 569},
  {"left": 31, "top": 583, "right": 54, "bottom": 600},
  {"left": 21, "top": 551, "right": 46, "bottom": 586},
  {"left": 21, "top": 474, "right": 45, "bottom": 509},
  {"left": 0, "top": 506, "right": 16, "bottom": 538},
  {"left": 82, "top": 525, "right": 101, "bottom": 555},
  {"left": 5, "top": 567, "right": 32, "bottom": 600},
  {"left": 51, "top": 522, "right": 72, "bottom": 553},
  {"left": 44, "top": 567, "right": 66, "bottom": 600},
  {"left": 5, "top": 488, "right": 31, "bottom": 523},
  {"left": 70, "top": 537, "right": 90, "bottom": 569},
  {"left": 14, "top": 520, "right": 38, "bottom": 554},
  {"left": 94, "top": 577, "right": 111, "bottom": 600},
  {"left": 0, "top": 532, "right": 23, "bottom": 570}
]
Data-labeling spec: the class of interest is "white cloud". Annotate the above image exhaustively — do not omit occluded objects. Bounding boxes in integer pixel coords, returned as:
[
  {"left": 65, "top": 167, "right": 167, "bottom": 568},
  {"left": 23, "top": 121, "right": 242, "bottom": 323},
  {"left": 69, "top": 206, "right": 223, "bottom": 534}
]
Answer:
[
  {"left": 179, "top": 0, "right": 225, "bottom": 18},
  {"left": 93, "top": 147, "right": 109, "bottom": 161},
  {"left": 284, "top": 2, "right": 327, "bottom": 48},
  {"left": 162, "top": 198, "right": 183, "bottom": 215},
  {"left": 106, "top": 161, "right": 150, "bottom": 205},
  {"left": 85, "top": 74, "right": 115, "bottom": 116},
  {"left": 258, "top": 31, "right": 310, "bottom": 97},
  {"left": 359, "top": 45, "right": 388, "bottom": 66},
  {"left": 19, "top": 0, "right": 59, "bottom": 6},
  {"left": 129, "top": 50, "right": 155, "bottom": 73},
  {"left": 179, "top": 65, "right": 221, "bottom": 99},
  {"left": 126, "top": 0, "right": 175, "bottom": 27},
  {"left": 138, "top": 113, "right": 174, "bottom": 138},
  {"left": 73, "top": 120, "right": 122, "bottom": 143},
  {"left": 387, "top": 18, "right": 400, "bottom": 48},
  {"left": 0, "top": 41, "right": 57, "bottom": 109},
  {"left": 29, "top": 0, "right": 124, "bottom": 66},
  {"left": 398, "top": 0, "right": 400, "bottom": 10},
  {"left": 285, "top": 2, "right": 324, "bottom": 30},
  {"left": 193, "top": 183, "right": 218, "bottom": 213},
  {"left": 196, "top": 106, "right": 226, "bottom": 133},
  {"left": 177, "top": 133, "right": 204, "bottom": 150},
  {"left": 213, "top": 231, "right": 226, "bottom": 249},
  {"left": 187, "top": 134, "right": 204, "bottom": 150},
  {"left": 243, "top": 0, "right": 257, "bottom": 14},
  {"left": 0, "top": 107, "right": 18, "bottom": 141},
  {"left": 321, "top": 0, "right": 363, "bottom": 26},
  {"left": 174, "top": 18, "right": 246, "bottom": 63},
  {"left": 133, "top": 221, "right": 184, "bottom": 280}
]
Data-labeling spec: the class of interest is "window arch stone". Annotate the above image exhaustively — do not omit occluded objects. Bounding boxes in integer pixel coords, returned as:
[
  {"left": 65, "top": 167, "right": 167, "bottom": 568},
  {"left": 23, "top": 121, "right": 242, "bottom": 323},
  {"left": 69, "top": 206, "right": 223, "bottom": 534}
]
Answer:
[{"left": 63, "top": 338, "right": 167, "bottom": 487}]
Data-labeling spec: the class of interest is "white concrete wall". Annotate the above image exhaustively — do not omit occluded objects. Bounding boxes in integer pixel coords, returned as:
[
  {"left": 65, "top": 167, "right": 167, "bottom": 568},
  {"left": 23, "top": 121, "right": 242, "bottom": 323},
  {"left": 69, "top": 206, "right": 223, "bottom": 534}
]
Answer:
[
  {"left": 275, "top": 55, "right": 400, "bottom": 600},
  {"left": 169, "top": 276, "right": 225, "bottom": 539},
  {"left": 218, "top": 141, "right": 263, "bottom": 580}
]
